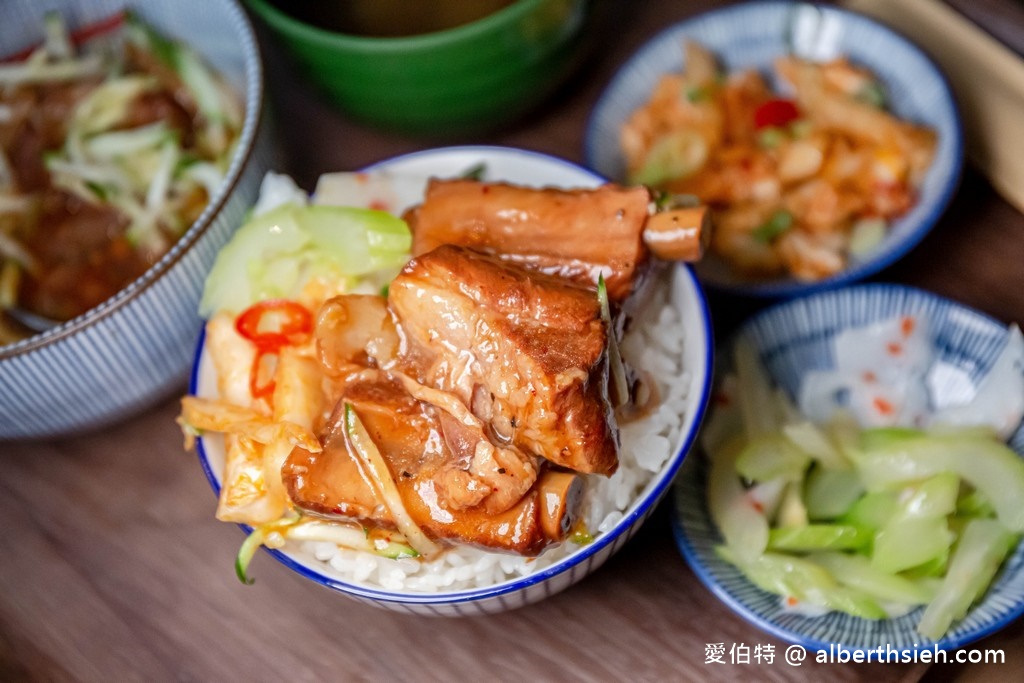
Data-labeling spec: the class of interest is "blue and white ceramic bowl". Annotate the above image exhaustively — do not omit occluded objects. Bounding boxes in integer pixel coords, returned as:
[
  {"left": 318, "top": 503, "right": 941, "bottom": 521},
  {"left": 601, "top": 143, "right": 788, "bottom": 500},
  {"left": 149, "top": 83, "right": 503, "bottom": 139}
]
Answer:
[
  {"left": 673, "top": 284, "right": 1024, "bottom": 652},
  {"left": 585, "top": 1, "right": 963, "bottom": 298},
  {"left": 191, "top": 146, "right": 715, "bottom": 615},
  {"left": 0, "top": 0, "right": 272, "bottom": 440}
]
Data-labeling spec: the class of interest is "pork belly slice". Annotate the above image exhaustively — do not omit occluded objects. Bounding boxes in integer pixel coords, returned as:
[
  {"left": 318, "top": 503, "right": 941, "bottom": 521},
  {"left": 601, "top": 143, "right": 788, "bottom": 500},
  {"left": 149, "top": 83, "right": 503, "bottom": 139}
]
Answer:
[
  {"left": 388, "top": 245, "right": 618, "bottom": 475},
  {"left": 282, "top": 379, "right": 582, "bottom": 555},
  {"left": 405, "top": 179, "right": 651, "bottom": 302}
]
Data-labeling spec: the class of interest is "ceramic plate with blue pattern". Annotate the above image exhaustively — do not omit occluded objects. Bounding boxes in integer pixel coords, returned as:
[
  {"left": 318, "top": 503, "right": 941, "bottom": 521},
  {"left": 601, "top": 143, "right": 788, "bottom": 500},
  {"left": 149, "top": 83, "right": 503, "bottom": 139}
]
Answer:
[
  {"left": 672, "top": 284, "right": 1024, "bottom": 653},
  {"left": 585, "top": 1, "right": 964, "bottom": 298}
]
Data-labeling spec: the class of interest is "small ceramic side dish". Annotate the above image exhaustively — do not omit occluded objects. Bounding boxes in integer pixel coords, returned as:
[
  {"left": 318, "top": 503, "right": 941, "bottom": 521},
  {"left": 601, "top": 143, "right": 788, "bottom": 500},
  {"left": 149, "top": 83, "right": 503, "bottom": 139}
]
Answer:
[
  {"left": 673, "top": 284, "right": 1024, "bottom": 652},
  {"left": 585, "top": 1, "right": 963, "bottom": 297}
]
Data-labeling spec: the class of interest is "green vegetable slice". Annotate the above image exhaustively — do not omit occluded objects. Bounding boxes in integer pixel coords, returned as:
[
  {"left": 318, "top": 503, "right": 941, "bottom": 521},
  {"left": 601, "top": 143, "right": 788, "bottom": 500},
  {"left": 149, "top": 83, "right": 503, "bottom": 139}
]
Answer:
[
  {"left": 855, "top": 430, "right": 1024, "bottom": 532},
  {"left": 808, "top": 552, "right": 934, "bottom": 606},
  {"left": 776, "top": 480, "right": 809, "bottom": 529},
  {"left": 200, "top": 203, "right": 411, "bottom": 316},
  {"left": 628, "top": 130, "right": 709, "bottom": 186},
  {"left": 917, "top": 519, "right": 1016, "bottom": 640},
  {"left": 805, "top": 466, "right": 864, "bottom": 520},
  {"left": 707, "top": 437, "right": 769, "bottom": 563},
  {"left": 718, "top": 546, "right": 887, "bottom": 619},
  {"left": 783, "top": 420, "right": 851, "bottom": 470},
  {"left": 768, "top": 524, "right": 869, "bottom": 552},
  {"left": 872, "top": 514, "right": 953, "bottom": 574},
  {"left": 899, "top": 473, "right": 960, "bottom": 519},
  {"left": 736, "top": 433, "right": 810, "bottom": 483},
  {"left": 841, "top": 491, "right": 899, "bottom": 534},
  {"left": 733, "top": 338, "right": 777, "bottom": 439}
]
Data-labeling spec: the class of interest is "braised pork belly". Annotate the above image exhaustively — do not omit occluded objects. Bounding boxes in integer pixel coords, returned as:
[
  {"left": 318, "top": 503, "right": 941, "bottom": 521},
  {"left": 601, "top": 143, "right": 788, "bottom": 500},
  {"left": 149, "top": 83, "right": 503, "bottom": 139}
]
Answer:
[
  {"left": 273, "top": 180, "right": 712, "bottom": 556},
  {"left": 388, "top": 245, "right": 618, "bottom": 476},
  {"left": 283, "top": 378, "right": 582, "bottom": 555}
]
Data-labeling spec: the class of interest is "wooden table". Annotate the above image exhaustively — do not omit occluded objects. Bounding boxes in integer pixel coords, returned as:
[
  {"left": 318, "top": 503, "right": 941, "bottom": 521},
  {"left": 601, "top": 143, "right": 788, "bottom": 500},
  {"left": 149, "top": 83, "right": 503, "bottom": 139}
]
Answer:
[{"left": 3, "top": 1, "right": 1023, "bottom": 680}]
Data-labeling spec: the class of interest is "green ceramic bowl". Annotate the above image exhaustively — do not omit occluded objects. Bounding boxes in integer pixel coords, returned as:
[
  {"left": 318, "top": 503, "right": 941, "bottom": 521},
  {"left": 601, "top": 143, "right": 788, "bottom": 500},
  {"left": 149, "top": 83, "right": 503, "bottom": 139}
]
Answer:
[{"left": 246, "top": 0, "right": 593, "bottom": 135}]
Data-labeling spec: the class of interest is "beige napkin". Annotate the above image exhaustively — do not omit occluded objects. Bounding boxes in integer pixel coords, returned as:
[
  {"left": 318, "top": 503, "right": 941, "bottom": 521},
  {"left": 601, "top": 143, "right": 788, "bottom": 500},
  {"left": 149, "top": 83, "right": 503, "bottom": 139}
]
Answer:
[{"left": 845, "top": 0, "right": 1024, "bottom": 213}]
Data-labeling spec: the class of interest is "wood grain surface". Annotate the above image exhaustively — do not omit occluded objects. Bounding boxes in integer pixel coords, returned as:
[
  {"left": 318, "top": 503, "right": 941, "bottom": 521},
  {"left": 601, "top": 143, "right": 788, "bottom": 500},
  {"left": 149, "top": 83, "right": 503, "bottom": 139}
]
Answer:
[{"left": 2, "top": 1, "right": 1023, "bottom": 681}]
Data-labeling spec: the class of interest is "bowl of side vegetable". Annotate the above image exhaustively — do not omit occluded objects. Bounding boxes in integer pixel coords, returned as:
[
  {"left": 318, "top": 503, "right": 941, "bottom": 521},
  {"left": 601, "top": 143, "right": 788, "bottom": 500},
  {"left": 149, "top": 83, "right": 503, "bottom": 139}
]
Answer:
[
  {"left": 0, "top": 0, "right": 272, "bottom": 440},
  {"left": 585, "top": 1, "right": 963, "bottom": 297},
  {"left": 673, "top": 283, "right": 1024, "bottom": 652}
]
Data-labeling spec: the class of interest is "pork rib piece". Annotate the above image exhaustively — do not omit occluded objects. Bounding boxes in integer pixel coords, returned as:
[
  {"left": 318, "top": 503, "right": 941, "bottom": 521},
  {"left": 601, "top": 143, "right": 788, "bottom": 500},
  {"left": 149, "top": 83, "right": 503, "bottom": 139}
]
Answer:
[{"left": 405, "top": 179, "right": 652, "bottom": 302}]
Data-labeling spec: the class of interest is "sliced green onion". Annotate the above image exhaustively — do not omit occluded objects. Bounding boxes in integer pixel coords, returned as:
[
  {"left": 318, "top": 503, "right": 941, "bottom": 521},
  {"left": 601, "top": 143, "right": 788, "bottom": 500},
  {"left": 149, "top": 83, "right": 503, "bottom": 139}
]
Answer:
[
  {"left": 598, "top": 275, "right": 629, "bottom": 407},
  {"left": 856, "top": 81, "right": 886, "bottom": 108},
  {"left": 124, "top": 12, "right": 178, "bottom": 67},
  {"left": 460, "top": 162, "right": 487, "bottom": 181},
  {"left": 653, "top": 191, "right": 701, "bottom": 211},
  {"left": 84, "top": 180, "right": 110, "bottom": 201},
  {"left": 752, "top": 210, "right": 793, "bottom": 243},
  {"left": 758, "top": 127, "right": 786, "bottom": 149},
  {"left": 685, "top": 85, "right": 710, "bottom": 103},
  {"left": 570, "top": 522, "right": 594, "bottom": 546},
  {"left": 235, "top": 513, "right": 301, "bottom": 585}
]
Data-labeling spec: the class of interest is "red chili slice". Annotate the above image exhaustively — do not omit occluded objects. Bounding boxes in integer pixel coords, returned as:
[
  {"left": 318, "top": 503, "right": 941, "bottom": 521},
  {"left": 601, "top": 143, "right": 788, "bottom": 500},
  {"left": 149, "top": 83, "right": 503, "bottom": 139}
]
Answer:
[
  {"left": 235, "top": 299, "right": 313, "bottom": 353},
  {"left": 754, "top": 99, "right": 801, "bottom": 130},
  {"left": 235, "top": 300, "right": 312, "bottom": 402},
  {"left": 249, "top": 350, "right": 278, "bottom": 401}
]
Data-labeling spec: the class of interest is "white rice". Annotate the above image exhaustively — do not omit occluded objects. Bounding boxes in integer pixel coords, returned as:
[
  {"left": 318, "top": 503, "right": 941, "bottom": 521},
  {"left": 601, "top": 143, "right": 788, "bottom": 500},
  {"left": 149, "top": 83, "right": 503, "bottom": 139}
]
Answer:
[{"left": 294, "top": 273, "right": 690, "bottom": 592}]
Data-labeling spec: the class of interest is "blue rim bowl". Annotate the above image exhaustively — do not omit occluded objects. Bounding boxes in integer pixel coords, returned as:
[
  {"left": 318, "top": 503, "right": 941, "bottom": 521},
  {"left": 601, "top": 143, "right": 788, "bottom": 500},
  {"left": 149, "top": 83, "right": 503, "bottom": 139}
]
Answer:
[
  {"left": 672, "top": 283, "right": 1024, "bottom": 652},
  {"left": 190, "top": 145, "right": 715, "bottom": 615}
]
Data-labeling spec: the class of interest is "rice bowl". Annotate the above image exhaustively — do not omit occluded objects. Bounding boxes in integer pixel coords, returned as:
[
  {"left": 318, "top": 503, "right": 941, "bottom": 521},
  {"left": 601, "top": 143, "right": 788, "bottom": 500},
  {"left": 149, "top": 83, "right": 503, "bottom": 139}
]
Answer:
[{"left": 189, "top": 146, "right": 714, "bottom": 614}]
